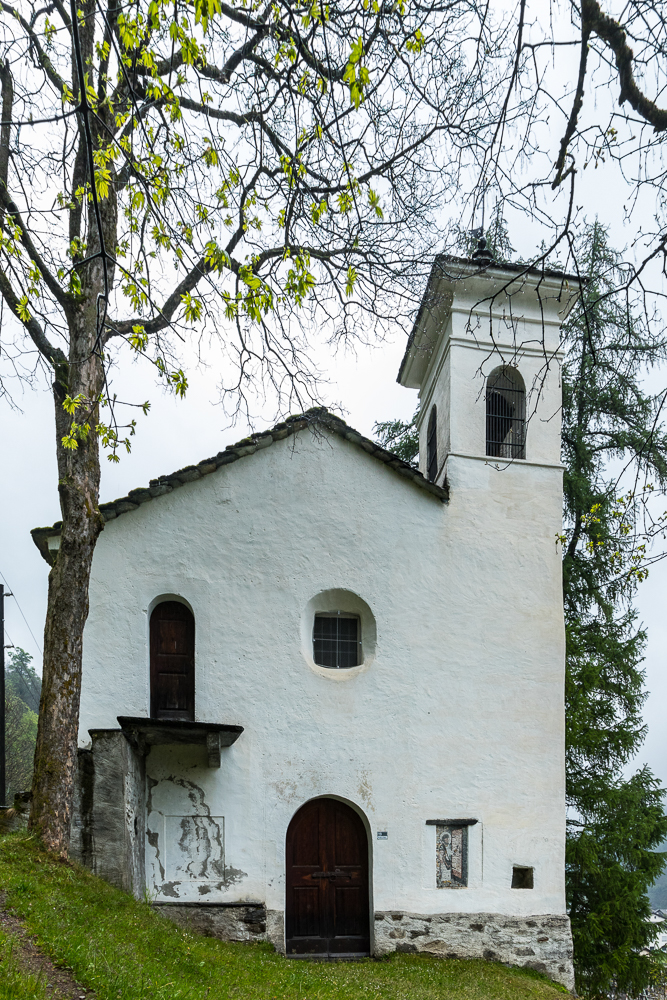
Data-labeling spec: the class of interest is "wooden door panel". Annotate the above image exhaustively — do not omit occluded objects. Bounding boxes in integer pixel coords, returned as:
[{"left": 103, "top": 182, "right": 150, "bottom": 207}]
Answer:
[
  {"left": 292, "top": 887, "right": 321, "bottom": 938},
  {"left": 333, "top": 809, "right": 364, "bottom": 867},
  {"left": 150, "top": 602, "right": 195, "bottom": 721},
  {"left": 333, "top": 886, "right": 364, "bottom": 937},
  {"left": 156, "top": 618, "right": 189, "bottom": 652},
  {"left": 285, "top": 798, "right": 370, "bottom": 957},
  {"left": 290, "top": 809, "right": 322, "bottom": 867}
]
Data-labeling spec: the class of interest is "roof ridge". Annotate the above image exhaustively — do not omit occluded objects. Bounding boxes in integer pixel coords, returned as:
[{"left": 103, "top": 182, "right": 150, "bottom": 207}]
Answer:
[{"left": 31, "top": 408, "right": 448, "bottom": 564}]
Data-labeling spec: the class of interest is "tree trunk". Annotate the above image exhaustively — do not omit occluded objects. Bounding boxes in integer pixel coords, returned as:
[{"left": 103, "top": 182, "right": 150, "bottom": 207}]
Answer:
[
  {"left": 21, "top": 0, "right": 115, "bottom": 855},
  {"left": 28, "top": 316, "right": 105, "bottom": 856}
]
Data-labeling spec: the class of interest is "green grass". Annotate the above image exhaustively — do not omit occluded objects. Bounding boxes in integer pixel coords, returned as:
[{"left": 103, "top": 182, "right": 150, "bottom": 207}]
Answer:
[
  {"left": 0, "top": 928, "right": 48, "bottom": 1000},
  {"left": 0, "top": 833, "right": 568, "bottom": 1000}
]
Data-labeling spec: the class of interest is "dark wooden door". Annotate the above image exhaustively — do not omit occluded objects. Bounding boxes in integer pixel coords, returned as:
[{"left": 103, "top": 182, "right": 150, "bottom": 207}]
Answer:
[
  {"left": 285, "top": 798, "right": 370, "bottom": 957},
  {"left": 150, "top": 601, "right": 195, "bottom": 721}
]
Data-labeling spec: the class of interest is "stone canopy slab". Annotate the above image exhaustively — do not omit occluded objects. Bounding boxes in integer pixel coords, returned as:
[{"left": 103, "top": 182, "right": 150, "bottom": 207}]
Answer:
[{"left": 116, "top": 717, "right": 244, "bottom": 768}]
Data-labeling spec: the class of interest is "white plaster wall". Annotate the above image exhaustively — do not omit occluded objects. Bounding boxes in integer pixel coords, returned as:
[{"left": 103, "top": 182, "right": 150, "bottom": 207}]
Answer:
[{"left": 80, "top": 424, "right": 566, "bottom": 923}]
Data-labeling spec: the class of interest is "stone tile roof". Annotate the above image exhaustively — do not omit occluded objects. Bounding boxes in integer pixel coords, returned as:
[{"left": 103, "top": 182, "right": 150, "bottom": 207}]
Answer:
[{"left": 31, "top": 407, "right": 448, "bottom": 564}]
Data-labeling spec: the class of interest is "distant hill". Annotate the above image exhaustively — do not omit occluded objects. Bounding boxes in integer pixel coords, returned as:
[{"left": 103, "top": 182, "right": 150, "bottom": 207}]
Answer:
[{"left": 649, "top": 840, "right": 667, "bottom": 910}]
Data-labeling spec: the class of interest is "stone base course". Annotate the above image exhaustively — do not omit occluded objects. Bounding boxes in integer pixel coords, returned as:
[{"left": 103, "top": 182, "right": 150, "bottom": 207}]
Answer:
[
  {"left": 149, "top": 904, "right": 573, "bottom": 991},
  {"left": 153, "top": 903, "right": 268, "bottom": 943},
  {"left": 374, "top": 910, "right": 574, "bottom": 991}
]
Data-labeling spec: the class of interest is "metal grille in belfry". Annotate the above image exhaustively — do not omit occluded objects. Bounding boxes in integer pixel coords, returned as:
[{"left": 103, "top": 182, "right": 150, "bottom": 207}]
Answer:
[
  {"left": 313, "top": 614, "right": 360, "bottom": 668},
  {"left": 486, "top": 370, "right": 526, "bottom": 459}
]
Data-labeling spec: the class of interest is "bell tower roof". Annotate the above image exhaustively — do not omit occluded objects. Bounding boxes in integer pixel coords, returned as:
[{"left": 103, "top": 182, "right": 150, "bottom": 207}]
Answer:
[
  {"left": 397, "top": 254, "right": 581, "bottom": 390},
  {"left": 397, "top": 253, "right": 582, "bottom": 483}
]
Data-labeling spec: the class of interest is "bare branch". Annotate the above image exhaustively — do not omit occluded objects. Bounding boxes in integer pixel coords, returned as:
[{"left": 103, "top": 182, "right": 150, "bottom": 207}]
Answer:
[
  {"left": 0, "top": 1, "right": 69, "bottom": 97},
  {"left": 0, "top": 59, "right": 13, "bottom": 189},
  {"left": 552, "top": 23, "right": 591, "bottom": 187},
  {"left": 583, "top": 0, "right": 667, "bottom": 132}
]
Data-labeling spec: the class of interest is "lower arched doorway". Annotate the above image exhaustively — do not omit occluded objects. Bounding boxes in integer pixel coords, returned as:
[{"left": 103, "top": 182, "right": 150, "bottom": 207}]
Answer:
[{"left": 285, "top": 798, "right": 370, "bottom": 957}]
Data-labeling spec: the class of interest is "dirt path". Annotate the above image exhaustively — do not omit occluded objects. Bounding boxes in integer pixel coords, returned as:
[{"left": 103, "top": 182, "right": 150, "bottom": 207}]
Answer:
[{"left": 0, "top": 892, "right": 95, "bottom": 999}]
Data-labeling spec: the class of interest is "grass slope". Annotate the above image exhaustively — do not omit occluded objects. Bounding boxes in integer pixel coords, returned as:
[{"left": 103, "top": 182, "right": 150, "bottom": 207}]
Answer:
[
  {"left": 0, "top": 928, "right": 48, "bottom": 1000},
  {"left": 0, "top": 834, "right": 568, "bottom": 1000}
]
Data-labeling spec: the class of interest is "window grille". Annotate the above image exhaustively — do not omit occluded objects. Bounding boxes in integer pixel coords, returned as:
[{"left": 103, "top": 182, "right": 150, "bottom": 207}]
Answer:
[
  {"left": 427, "top": 406, "right": 438, "bottom": 482},
  {"left": 486, "top": 368, "right": 526, "bottom": 459},
  {"left": 313, "top": 613, "right": 361, "bottom": 669}
]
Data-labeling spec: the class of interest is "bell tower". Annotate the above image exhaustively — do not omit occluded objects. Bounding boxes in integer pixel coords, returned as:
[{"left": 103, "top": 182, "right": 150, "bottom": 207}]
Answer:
[{"left": 397, "top": 249, "right": 580, "bottom": 489}]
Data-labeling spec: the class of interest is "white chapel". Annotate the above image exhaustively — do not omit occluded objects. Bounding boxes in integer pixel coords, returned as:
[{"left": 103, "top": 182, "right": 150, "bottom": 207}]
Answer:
[{"left": 33, "top": 250, "right": 580, "bottom": 989}]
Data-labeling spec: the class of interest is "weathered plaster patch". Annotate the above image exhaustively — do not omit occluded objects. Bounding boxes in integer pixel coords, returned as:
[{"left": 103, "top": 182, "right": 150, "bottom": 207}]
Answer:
[
  {"left": 146, "top": 775, "right": 159, "bottom": 813},
  {"left": 146, "top": 828, "right": 165, "bottom": 882},
  {"left": 219, "top": 867, "right": 248, "bottom": 887},
  {"left": 165, "top": 815, "right": 225, "bottom": 881},
  {"left": 272, "top": 779, "right": 299, "bottom": 802},
  {"left": 160, "top": 881, "right": 181, "bottom": 897},
  {"left": 357, "top": 771, "right": 373, "bottom": 809},
  {"left": 147, "top": 774, "right": 247, "bottom": 895}
]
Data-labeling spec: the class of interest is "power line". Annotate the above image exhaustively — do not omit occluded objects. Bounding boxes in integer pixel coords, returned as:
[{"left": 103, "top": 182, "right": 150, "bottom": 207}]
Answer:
[{"left": 0, "top": 570, "right": 42, "bottom": 656}]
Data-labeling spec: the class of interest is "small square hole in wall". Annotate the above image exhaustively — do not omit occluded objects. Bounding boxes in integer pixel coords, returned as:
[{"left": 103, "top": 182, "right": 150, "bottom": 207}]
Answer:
[{"left": 512, "top": 866, "right": 534, "bottom": 889}]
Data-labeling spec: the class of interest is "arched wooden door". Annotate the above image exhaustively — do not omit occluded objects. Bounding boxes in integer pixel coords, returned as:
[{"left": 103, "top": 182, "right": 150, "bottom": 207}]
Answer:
[
  {"left": 150, "top": 601, "right": 195, "bottom": 721},
  {"left": 285, "top": 798, "right": 370, "bottom": 957}
]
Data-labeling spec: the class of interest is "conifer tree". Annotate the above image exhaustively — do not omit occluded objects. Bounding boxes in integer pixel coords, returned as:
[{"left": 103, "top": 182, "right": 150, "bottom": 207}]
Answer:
[
  {"left": 372, "top": 411, "right": 419, "bottom": 465},
  {"left": 561, "top": 221, "right": 667, "bottom": 998},
  {"left": 5, "top": 648, "right": 41, "bottom": 715}
]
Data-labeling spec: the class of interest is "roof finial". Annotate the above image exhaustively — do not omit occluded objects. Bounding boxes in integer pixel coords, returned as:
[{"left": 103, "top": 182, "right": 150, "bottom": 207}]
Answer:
[{"left": 471, "top": 235, "right": 494, "bottom": 265}]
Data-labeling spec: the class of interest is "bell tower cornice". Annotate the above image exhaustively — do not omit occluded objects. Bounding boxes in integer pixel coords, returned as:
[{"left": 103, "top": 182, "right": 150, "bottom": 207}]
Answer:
[
  {"left": 398, "top": 253, "right": 582, "bottom": 484},
  {"left": 398, "top": 255, "right": 581, "bottom": 392}
]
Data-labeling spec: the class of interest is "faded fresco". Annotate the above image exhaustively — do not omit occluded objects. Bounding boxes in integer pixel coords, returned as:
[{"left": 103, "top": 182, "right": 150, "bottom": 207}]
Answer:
[
  {"left": 436, "top": 824, "right": 468, "bottom": 887},
  {"left": 164, "top": 815, "right": 225, "bottom": 881}
]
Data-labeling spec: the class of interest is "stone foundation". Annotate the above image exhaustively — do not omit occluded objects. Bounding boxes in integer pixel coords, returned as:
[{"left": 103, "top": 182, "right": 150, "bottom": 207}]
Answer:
[
  {"left": 266, "top": 910, "right": 286, "bottom": 954},
  {"left": 152, "top": 904, "right": 286, "bottom": 953},
  {"left": 151, "top": 905, "right": 573, "bottom": 990},
  {"left": 153, "top": 903, "right": 268, "bottom": 942},
  {"left": 374, "top": 911, "right": 574, "bottom": 991}
]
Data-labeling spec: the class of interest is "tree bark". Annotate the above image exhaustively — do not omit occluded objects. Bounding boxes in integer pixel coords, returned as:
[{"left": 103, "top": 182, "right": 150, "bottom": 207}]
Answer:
[
  {"left": 28, "top": 318, "right": 105, "bottom": 855},
  {"left": 27, "top": 0, "right": 116, "bottom": 855}
]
